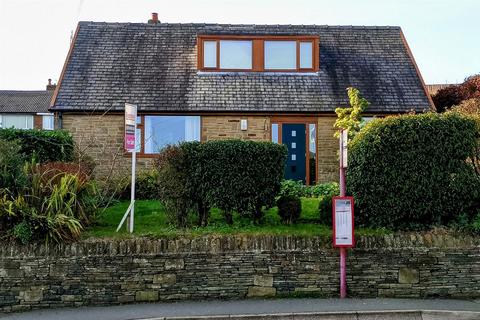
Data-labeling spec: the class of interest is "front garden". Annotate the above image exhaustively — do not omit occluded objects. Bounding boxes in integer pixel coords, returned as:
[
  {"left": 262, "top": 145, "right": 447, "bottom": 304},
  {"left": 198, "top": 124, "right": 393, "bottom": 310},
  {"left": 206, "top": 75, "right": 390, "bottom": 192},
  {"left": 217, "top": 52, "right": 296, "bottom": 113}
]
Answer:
[{"left": 1, "top": 97, "right": 480, "bottom": 244}]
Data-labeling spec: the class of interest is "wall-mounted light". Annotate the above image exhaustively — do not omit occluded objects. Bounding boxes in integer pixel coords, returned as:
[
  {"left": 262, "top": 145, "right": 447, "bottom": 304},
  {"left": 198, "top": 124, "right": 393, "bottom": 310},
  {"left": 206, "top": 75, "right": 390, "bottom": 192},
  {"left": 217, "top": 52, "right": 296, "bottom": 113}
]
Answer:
[{"left": 240, "top": 119, "right": 248, "bottom": 131}]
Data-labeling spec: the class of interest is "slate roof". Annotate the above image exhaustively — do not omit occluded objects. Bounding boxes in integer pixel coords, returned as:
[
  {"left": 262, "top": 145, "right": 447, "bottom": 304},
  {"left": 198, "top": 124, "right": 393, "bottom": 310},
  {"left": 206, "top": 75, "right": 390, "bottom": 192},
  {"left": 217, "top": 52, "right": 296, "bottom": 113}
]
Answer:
[
  {"left": 0, "top": 90, "right": 53, "bottom": 113},
  {"left": 52, "top": 22, "right": 432, "bottom": 113}
]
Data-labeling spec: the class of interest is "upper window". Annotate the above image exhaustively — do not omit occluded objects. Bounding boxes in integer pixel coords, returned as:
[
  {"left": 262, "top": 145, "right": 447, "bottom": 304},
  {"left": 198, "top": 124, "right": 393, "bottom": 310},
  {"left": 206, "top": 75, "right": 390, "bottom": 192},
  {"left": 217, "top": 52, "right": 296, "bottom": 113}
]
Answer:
[
  {"left": 198, "top": 35, "right": 319, "bottom": 72},
  {"left": 264, "top": 41, "right": 296, "bottom": 70}
]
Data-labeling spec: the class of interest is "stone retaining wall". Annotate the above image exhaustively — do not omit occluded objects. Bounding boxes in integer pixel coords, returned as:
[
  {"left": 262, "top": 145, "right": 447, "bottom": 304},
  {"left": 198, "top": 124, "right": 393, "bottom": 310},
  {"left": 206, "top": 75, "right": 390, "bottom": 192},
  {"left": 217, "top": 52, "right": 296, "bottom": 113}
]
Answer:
[{"left": 0, "top": 234, "right": 479, "bottom": 312}]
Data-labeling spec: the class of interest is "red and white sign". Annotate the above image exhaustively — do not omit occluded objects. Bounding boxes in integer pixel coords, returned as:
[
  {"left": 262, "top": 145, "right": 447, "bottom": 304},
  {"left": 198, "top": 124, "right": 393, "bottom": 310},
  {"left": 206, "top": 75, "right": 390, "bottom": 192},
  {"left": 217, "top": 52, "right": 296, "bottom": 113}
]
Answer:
[
  {"left": 332, "top": 196, "right": 355, "bottom": 248},
  {"left": 124, "top": 103, "right": 137, "bottom": 151}
]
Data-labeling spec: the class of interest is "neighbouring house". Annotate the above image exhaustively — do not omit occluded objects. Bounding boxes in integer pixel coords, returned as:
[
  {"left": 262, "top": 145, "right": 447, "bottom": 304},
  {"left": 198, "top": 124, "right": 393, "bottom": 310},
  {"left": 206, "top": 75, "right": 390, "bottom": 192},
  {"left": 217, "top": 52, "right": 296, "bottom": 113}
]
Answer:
[
  {"left": 50, "top": 13, "right": 433, "bottom": 184},
  {"left": 426, "top": 83, "right": 456, "bottom": 96},
  {"left": 0, "top": 79, "right": 56, "bottom": 130}
]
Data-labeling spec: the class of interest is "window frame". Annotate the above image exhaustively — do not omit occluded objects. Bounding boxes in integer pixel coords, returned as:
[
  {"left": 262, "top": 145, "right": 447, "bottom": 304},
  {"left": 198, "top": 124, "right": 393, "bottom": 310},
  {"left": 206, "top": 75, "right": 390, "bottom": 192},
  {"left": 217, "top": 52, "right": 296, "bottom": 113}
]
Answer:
[{"left": 198, "top": 35, "right": 319, "bottom": 72}]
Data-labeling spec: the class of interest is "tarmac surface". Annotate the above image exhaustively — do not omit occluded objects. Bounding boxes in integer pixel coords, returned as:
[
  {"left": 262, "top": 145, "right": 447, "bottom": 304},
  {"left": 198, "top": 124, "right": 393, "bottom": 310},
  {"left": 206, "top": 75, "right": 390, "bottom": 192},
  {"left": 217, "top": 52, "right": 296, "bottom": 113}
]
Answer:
[{"left": 1, "top": 298, "right": 480, "bottom": 320}]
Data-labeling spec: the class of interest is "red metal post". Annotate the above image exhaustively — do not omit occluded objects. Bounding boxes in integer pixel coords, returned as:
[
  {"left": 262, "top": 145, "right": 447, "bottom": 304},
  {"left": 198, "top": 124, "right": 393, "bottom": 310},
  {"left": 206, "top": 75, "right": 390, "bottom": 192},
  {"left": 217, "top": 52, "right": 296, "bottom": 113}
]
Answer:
[{"left": 339, "top": 131, "right": 347, "bottom": 298}]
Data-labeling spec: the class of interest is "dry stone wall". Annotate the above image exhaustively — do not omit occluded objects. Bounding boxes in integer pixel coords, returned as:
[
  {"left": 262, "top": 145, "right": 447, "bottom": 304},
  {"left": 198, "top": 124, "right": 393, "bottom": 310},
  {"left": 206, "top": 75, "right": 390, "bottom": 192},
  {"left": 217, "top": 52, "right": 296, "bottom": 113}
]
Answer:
[{"left": 0, "top": 234, "right": 479, "bottom": 313}]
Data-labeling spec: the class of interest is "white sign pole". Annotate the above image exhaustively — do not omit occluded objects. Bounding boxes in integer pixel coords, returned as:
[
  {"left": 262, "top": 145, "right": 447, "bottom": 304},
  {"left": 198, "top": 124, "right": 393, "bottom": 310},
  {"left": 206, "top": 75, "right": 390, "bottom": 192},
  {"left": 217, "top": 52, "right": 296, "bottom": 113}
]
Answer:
[
  {"left": 129, "top": 147, "right": 136, "bottom": 233},
  {"left": 117, "top": 103, "right": 137, "bottom": 233}
]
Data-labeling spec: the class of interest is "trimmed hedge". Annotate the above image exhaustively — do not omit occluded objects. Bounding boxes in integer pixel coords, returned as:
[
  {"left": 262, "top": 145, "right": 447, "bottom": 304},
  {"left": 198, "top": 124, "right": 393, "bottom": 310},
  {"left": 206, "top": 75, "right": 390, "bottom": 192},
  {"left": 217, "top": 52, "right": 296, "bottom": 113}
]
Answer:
[
  {"left": 0, "top": 128, "right": 74, "bottom": 163},
  {"left": 199, "top": 140, "right": 287, "bottom": 222},
  {"left": 155, "top": 140, "right": 287, "bottom": 226},
  {"left": 347, "top": 112, "right": 480, "bottom": 230}
]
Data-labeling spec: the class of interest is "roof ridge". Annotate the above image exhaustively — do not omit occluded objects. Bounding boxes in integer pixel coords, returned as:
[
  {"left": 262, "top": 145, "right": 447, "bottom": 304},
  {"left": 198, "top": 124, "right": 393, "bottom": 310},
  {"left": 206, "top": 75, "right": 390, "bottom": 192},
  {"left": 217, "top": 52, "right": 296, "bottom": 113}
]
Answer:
[{"left": 77, "top": 21, "right": 401, "bottom": 29}]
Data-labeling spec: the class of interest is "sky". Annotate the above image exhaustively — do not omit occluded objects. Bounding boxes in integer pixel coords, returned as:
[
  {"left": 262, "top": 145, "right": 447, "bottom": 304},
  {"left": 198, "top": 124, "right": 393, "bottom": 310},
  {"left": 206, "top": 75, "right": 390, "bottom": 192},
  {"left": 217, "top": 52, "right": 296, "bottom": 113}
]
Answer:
[{"left": 0, "top": 0, "right": 479, "bottom": 90}]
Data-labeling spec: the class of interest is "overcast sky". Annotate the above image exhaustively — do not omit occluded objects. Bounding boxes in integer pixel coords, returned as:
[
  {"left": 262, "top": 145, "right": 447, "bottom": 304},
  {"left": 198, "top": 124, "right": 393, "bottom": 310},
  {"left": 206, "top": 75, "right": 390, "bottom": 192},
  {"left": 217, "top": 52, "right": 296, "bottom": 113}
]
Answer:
[{"left": 0, "top": 0, "right": 479, "bottom": 90}]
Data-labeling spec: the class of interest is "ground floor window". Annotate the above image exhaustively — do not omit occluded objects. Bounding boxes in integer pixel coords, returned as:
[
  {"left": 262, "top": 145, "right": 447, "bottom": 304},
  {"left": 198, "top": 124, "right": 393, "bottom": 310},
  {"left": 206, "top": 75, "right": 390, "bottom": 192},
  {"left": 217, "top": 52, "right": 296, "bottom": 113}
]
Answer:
[
  {"left": 41, "top": 114, "right": 55, "bottom": 130},
  {"left": 134, "top": 115, "right": 201, "bottom": 154},
  {"left": 0, "top": 114, "right": 34, "bottom": 129}
]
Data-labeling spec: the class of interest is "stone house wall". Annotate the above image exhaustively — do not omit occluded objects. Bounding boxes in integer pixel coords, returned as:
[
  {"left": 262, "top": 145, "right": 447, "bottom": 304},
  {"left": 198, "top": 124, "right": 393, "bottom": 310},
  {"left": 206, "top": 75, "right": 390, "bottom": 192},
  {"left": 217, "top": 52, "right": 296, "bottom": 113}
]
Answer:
[
  {"left": 0, "top": 234, "right": 479, "bottom": 312},
  {"left": 62, "top": 114, "right": 339, "bottom": 183}
]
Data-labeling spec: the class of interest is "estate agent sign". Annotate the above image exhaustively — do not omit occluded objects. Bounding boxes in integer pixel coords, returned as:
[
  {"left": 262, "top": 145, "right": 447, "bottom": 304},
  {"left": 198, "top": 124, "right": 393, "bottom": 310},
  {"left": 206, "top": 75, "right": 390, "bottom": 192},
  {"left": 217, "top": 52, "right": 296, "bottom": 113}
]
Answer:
[
  {"left": 124, "top": 103, "right": 137, "bottom": 151},
  {"left": 117, "top": 103, "right": 138, "bottom": 233}
]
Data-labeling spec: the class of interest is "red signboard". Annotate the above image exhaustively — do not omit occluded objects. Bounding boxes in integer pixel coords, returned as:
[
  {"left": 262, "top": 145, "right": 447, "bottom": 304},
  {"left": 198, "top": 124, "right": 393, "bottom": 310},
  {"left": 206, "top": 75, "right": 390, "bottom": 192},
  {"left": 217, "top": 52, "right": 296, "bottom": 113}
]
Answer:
[
  {"left": 124, "top": 103, "right": 137, "bottom": 152},
  {"left": 332, "top": 196, "right": 355, "bottom": 248}
]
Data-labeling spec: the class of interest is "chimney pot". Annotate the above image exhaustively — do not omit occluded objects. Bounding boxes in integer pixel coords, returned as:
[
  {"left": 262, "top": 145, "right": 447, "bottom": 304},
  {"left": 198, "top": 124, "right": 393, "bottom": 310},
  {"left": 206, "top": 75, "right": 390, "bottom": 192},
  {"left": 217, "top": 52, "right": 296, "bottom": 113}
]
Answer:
[
  {"left": 149, "top": 12, "right": 159, "bottom": 24},
  {"left": 46, "top": 79, "right": 56, "bottom": 91}
]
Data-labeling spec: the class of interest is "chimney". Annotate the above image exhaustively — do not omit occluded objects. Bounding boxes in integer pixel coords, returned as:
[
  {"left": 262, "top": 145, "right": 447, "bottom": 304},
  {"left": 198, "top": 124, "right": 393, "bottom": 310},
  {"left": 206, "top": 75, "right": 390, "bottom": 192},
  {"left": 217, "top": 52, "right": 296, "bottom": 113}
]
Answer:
[
  {"left": 148, "top": 12, "right": 159, "bottom": 24},
  {"left": 46, "top": 78, "right": 56, "bottom": 91}
]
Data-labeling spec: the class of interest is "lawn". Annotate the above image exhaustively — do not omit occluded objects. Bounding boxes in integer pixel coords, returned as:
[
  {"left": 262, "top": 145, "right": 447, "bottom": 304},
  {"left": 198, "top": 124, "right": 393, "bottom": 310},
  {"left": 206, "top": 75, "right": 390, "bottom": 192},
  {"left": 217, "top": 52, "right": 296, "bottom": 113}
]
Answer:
[{"left": 84, "top": 198, "right": 389, "bottom": 239}]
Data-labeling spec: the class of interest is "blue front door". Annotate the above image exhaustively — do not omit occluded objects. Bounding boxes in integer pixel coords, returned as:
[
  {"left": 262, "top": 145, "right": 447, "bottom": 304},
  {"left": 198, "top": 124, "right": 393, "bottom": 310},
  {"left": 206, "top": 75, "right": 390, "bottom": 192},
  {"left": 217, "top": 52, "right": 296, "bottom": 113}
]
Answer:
[{"left": 282, "top": 123, "right": 306, "bottom": 183}]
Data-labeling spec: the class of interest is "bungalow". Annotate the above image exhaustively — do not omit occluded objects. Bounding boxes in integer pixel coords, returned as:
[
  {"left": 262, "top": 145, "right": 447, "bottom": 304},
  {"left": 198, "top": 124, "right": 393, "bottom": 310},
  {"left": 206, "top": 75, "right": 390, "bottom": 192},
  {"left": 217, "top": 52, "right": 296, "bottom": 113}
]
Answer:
[
  {"left": 50, "top": 14, "right": 433, "bottom": 184},
  {"left": 0, "top": 80, "right": 56, "bottom": 130}
]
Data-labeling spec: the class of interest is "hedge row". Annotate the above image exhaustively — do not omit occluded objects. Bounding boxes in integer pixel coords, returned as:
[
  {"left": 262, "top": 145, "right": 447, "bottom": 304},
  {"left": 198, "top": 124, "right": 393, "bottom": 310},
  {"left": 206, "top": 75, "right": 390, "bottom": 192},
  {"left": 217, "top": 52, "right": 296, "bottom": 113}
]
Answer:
[
  {"left": 156, "top": 140, "right": 287, "bottom": 226},
  {"left": 0, "top": 128, "right": 74, "bottom": 163},
  {"left": 347, "top": 112, "right": 480, "bottom": 230}
]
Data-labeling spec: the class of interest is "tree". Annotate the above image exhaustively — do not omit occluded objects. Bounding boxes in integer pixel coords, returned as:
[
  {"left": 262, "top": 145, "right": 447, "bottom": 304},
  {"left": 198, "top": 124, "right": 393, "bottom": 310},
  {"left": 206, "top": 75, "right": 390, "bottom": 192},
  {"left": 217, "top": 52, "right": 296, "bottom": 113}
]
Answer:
[
  {"left": 432, "top": 74, "right": 480, "bottom": 112},
  {"left": 333, "top": 87, "right": 370, "bottom": 139}
]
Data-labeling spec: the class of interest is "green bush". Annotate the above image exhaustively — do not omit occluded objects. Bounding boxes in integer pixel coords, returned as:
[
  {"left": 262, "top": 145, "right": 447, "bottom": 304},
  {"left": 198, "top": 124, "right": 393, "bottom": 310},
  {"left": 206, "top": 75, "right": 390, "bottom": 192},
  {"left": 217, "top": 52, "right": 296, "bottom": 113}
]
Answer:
[
  {"left": 155, "top": 145, "right": 193, "bottom": 228},
  {"left": 279, "top": 180, "right": 304, "bottom": 198},
  {"left": 120, "top": 169, "right": 160, "bottom": 200},
  {"left": 199, "top": 140, "right": 287, "bottom": 224},
  {"left": 0, "top": 139, "right": 26, "bottom": 191},
  {"left": 277, "top": 196, "right": 302, "bottom": 224},
  {"left": 0, "top": 128, "right": 74, "bottom": 163},
  {"left": 155, "top": 140, "right": 287, "bottom": 226},
  {"left": 0, "top": 163, "right": 99, "bottom": 243},
  {"left": 318, "top": 183, "right": 340, "bottom": 225},
  {"left": 306, "top": 182, "right": 339, "bottom": 198},
  {"left": 347, "top": 112, "right": 480, "bottom": 230}
]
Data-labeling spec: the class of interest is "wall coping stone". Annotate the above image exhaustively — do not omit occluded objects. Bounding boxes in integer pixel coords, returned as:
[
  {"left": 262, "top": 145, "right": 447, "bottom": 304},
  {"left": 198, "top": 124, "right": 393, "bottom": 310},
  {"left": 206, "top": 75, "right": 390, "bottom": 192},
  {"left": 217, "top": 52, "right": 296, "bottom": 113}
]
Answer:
[{"left": 1, "top": 233, "right": 479, "bottom": 258}]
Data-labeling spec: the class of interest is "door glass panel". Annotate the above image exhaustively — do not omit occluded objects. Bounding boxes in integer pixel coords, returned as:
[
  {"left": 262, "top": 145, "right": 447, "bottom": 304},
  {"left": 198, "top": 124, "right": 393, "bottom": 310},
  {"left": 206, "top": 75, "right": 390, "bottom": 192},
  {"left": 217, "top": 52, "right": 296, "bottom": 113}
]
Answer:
[
  {"left": 309, "top": 123, "right": 317, "bottom": 185},
  {"left": 271, "top": 123, "right": 279, "bottom": 143}
]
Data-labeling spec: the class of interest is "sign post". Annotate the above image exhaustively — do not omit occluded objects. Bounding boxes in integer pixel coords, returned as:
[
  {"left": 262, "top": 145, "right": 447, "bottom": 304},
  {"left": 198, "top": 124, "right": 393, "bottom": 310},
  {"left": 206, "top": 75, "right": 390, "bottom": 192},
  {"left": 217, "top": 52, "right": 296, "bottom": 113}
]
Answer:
[
  {"left": 334, "top": 129, "right": 355, "bottom": 298},
  {"left": 117, "top": 103, "right": 137, "bottom": 233}
]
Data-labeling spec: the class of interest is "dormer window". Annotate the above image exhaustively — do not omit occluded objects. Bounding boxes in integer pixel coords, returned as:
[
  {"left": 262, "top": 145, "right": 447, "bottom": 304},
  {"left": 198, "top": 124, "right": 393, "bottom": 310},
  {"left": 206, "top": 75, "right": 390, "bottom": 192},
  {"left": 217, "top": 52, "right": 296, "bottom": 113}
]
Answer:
[{"left": 198, "top": 35, "right": 319, "bottom": 72}]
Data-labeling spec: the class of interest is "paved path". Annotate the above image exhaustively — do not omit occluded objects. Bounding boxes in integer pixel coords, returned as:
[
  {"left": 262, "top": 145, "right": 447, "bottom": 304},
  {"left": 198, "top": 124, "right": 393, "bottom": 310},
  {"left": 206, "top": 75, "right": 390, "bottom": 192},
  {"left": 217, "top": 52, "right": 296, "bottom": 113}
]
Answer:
[{"left": 1, "top": 298, "right": 479, "bottom": 320}]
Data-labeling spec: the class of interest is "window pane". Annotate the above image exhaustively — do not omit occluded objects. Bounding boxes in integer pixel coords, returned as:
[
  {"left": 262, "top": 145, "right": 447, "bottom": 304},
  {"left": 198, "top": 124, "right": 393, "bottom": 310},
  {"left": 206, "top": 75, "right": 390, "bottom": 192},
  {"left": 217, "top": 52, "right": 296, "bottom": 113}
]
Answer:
[
  {"left": 271, "top": 123, "right": 279, "bottom": 143},
  {"left": 3, "top": 115, "right": 33, "bottom": 129},
  {"left": 300, "top": 42, "right": 313, "bottom": 69},
  {"left": 264, "top": 41, "right": 296, "bottom": 70},
  {"left": 309, "top": 123, "right": 316, "bottom": 185},
  {"left": 42, "top": 115, "right": 54, "bottom": 130},
  {"left": 203, "top": 41, "right": 217, "bottom": 68},
  {"left": 144, "top": 116, "right": 200, "bottom": 154},
  {"left": 219, "top": 40, "right": 252, "bottom": 69},
  {"left": 135, "top": 128, "right": 142, "bottom": 153}
]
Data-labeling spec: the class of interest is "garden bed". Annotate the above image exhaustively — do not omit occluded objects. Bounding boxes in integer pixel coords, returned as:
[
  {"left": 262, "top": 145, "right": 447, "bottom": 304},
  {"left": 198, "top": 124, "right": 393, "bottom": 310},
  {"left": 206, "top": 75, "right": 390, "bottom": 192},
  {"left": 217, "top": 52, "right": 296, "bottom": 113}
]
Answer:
[{"left": 85, "top": 198, "right": 389, "bottom": 238}]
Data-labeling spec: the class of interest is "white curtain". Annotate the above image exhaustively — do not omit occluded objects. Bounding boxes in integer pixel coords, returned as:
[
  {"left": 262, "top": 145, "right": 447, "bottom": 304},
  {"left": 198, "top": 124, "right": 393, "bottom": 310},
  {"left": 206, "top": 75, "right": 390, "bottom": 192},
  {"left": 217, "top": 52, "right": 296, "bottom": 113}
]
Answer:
[
  {"left": 3, "top": 115, "right": 33, "bottom": 129},
  {"left": 185, "top": 116, "right": 200, "bottom": 141}
]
